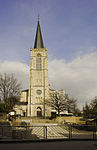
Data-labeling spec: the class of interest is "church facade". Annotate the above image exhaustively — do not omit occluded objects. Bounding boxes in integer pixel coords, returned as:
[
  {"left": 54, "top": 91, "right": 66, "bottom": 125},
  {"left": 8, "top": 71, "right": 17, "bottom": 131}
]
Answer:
[
  {"left": 14, "top": 20, "right": 51, "bottom": 117},
  {"left": 14, "top": 20, "right": 67, "bottom": 118}
]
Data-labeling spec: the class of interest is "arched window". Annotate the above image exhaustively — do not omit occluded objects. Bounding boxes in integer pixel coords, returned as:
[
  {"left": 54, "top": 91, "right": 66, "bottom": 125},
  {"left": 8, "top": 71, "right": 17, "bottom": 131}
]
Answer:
[{"left": 36, "top": 54, "right": 41, "bottom": 70}]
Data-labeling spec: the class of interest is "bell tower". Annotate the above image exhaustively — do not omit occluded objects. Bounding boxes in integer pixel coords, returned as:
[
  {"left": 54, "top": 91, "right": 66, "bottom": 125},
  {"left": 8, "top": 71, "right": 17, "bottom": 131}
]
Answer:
[{"left": 28, "top": 19, "right": 51, "bottom": 117}]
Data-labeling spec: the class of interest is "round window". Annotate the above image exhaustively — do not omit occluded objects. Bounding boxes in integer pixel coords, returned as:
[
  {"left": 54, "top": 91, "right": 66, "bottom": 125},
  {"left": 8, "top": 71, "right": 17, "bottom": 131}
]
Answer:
[{"left": 36, "top": 90, "right": 42, "bottom": 95}]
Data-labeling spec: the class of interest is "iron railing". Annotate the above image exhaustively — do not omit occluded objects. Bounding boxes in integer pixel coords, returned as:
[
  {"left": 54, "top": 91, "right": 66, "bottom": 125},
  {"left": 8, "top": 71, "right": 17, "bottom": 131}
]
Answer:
[{"left": 0, "top": 124, "right": 97, "bottom": 140}]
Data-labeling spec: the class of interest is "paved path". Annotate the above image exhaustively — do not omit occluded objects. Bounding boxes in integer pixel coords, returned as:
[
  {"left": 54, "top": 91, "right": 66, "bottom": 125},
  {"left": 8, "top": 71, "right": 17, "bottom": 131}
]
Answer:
[{"left": 0, "top": 141, "right": 97, "bottom": 150}]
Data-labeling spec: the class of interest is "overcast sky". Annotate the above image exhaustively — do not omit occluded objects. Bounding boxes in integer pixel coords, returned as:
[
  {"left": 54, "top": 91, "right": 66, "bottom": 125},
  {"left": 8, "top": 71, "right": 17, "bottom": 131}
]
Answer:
[{"left": 0, "top": 0, "right": 97, "bottom": 109}]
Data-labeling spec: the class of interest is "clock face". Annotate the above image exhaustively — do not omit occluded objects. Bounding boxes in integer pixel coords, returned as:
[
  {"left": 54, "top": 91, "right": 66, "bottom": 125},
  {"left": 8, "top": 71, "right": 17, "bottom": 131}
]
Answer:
[{"left": 36, "top": 89, "right": 42, "bottom": 95}]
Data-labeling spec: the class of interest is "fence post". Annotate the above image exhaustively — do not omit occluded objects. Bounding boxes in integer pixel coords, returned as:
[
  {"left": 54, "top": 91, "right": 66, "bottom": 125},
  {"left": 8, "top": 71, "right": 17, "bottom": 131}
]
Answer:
[
  {"left": 43, "top": 126, "right": 47, "bottom": 140},
  {"left": 43, "top": 126, "right": 45, "bottom": 139},
  {"left": 69, "top": 125, "right": 70, "bottom": 139},
  {"left": 71, "top": 125, "right": 72, "bottom": 139},
  {"left": 69, "top": 125, "right": 72, "bottom": 140},
  {"left": 45, "top": 126, "right": 47, "bottom": 140},
  {"left": 93, "top": 125, "right": 96, "bottom": 140},
  {"left": 2, "top": 126, "right": 4, "bottom": 138}
]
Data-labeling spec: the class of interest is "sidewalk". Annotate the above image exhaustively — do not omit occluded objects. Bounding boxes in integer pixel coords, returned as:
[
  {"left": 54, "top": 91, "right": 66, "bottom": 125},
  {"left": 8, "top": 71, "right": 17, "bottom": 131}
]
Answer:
[{"left": 0, "top": 141, "right": 97, "bottom": 150}]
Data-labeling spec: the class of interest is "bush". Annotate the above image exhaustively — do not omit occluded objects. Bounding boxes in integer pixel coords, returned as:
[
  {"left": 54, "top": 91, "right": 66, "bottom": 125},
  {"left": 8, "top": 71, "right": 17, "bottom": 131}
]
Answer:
[{"left": 20, "top": 121, "right": 27, "bottom": 127}]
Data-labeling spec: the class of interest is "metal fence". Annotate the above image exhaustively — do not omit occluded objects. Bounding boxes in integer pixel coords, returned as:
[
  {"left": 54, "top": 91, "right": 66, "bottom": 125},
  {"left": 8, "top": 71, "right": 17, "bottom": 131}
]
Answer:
[{"left": 0, "top": 124, "right": 97, "bottom": 140}]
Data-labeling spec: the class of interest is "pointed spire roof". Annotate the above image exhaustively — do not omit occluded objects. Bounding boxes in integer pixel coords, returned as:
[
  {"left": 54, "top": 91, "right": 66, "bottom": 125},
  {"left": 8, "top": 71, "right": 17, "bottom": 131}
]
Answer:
[{"left": 34, "top": 20, "right": 44, "bottom": 48}]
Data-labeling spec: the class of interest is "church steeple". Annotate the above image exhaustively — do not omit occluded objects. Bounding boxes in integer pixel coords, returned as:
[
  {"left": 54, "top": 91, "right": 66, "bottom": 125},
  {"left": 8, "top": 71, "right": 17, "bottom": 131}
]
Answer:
[{"left": 34, "top": 19, "right": 44, "bottom": 48}]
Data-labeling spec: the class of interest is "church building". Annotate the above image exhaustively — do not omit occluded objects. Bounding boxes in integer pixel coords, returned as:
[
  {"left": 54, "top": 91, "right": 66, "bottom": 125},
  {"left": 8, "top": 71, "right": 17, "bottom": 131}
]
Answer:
[
  {"left": 14, "top": 19, "right": 67, "bottom": 118},
  {"left": 14, "top": 19, "right": 51, "bottom": 117}
]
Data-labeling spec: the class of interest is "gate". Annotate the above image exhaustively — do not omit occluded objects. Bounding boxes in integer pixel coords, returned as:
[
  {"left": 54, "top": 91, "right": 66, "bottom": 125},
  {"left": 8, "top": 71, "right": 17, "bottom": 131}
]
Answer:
[{"left": 0, "top": 124, "right": 97, "bottom": 141}]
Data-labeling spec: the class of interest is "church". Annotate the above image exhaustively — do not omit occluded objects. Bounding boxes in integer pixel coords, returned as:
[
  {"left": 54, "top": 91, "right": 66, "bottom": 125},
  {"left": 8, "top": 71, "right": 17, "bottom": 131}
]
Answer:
[
  {"left": 14, "top": 19, "right": 51, "bottom": 118},
  {"left": 14, "top": 19, "right": 66, "bottom": 118}
]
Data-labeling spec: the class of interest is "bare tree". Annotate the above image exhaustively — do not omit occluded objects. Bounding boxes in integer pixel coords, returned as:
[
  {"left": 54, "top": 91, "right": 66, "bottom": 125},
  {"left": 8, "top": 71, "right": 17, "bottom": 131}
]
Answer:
[
  {"left": 83, "top": 103, "right": 91, "bottom": 118},
  {"left": 50, "top": 90, "right": 67, "bottom": 116},
  {"left": 83, "top": 97, "right": 97, "bottom": 118},
  {"left": 47, "top": 90, "right": 79, "bottom": 116},
  {"left": 65, "top": 94, "right": 80, "bottom": 116},
  {"left": 0, "top": 73, "right": 21, "bottom": 112},
  {"left": 90, "top": 96, "right": 97, "bottom": 108},
  {"left": 90, "top": 97, "right": 97, "bottom": 118}
]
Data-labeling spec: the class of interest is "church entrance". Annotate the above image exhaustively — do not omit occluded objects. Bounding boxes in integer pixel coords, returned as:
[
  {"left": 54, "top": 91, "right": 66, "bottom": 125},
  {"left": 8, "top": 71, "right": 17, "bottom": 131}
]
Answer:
[
  {"left": 37, "top": 107, "right": 42, "bottom": 117},
  {"left": 23, "top": 112, "right": 26, "bottom": 117}
]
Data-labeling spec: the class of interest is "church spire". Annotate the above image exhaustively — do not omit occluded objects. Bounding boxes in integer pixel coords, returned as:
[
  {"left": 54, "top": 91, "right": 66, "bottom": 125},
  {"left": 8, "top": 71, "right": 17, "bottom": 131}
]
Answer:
[{"left": 34, "top": 19, "right": 44, "bottom": 48}]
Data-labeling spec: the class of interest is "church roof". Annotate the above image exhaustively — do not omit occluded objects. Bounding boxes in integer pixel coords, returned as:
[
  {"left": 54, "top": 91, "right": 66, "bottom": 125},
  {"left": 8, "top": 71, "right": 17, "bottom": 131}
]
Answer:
[{"left": 34, "top": 20, "right": 44, "bottom": 48}]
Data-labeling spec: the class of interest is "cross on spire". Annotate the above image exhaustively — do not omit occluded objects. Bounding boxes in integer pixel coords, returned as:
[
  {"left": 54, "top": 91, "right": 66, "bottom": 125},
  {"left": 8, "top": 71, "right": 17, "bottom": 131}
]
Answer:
[{"left": 38, "top": 14, "right": 40, "bottom": 21}]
